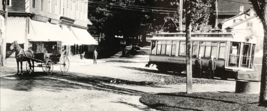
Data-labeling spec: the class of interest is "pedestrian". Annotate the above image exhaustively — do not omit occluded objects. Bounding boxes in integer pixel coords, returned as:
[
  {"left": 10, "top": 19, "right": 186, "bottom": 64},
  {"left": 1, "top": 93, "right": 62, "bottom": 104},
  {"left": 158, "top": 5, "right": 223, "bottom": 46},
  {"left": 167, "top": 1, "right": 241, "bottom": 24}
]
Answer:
[
  {"left": 194, "top": 55, "right": 202, "bottom": 78},
  {"left": 208, "top": 56, "right": 216, "bottom": 79},
  {"left": 93, "top": 49, "right": 98, "bottom": 64}
]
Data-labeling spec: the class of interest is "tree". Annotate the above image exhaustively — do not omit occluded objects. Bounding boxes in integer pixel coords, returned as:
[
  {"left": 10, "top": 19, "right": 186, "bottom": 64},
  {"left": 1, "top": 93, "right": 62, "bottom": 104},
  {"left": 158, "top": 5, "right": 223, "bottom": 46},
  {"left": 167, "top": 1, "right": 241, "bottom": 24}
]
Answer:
[
  {"left": 183, "top": 0, "right": 214, "bottom": 93},
  {"left": 88, "top": 0, "right": 215, "bottom": 58},
  {"left": 249, "top": 0, "right": 267, "bottom": 105}
]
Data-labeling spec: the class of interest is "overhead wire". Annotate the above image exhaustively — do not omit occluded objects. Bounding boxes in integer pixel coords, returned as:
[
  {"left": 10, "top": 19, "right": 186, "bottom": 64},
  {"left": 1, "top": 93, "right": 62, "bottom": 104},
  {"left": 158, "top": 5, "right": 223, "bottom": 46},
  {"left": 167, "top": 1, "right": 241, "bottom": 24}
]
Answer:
[{"left": 88, "top": 1, "right": 178, "bottom": 13}]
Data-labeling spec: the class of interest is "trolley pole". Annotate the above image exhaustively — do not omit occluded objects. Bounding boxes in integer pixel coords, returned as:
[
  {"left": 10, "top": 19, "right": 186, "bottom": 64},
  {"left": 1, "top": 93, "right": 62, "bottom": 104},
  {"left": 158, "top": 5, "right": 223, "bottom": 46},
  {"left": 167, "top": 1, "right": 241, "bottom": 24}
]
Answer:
[
  {"left": 185, "top": 0, "right": 192, "bottom": 94},
  {"left": 179, "top": 0, "right": 183, "bottom": 32},
  {"left": 1, "top": 0, "right": 7, "bottom": 66}
]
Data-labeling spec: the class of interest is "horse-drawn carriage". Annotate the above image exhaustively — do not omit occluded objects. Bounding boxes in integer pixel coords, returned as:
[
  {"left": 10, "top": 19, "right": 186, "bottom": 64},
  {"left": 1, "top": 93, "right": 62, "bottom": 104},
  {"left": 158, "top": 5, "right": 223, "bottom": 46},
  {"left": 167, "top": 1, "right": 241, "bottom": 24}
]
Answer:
[
  {"left": 26, "top": 50, "right": 69, "bottom": 74},
  {"left": 10, "top": 41, "right": 70, "bottom": 75}
]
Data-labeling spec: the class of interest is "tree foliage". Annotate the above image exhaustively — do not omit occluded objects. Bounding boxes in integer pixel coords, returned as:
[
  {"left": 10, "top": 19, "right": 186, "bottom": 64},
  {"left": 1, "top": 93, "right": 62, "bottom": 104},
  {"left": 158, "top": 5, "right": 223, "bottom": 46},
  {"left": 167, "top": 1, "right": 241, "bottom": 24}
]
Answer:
[{"left": 88, "top": 0, "right": 216, "bottom": 45}]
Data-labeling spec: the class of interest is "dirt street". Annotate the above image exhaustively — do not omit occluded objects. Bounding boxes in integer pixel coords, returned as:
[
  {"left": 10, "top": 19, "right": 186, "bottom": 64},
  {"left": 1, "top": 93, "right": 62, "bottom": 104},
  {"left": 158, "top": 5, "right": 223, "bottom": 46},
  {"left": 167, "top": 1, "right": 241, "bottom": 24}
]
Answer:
[{"left": 0, "top": 57, "right": 235, "bottom": 111}]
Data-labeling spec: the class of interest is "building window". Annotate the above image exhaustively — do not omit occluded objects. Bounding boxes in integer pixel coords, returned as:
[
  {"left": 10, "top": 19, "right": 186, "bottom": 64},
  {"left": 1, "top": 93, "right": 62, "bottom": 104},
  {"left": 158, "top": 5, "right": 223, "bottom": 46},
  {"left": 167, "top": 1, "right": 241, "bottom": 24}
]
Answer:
[
  {"left": 49, "top": 0, "right": 52, "bottom": 13},
  {"left": 7, "top": 0, "right": 11, "bottom": 6},
  {"left": 32, "top": 0, "right": 35, "bottom": 8},
  {"left": 76, "top": 0, "right": 78, "bottom": 10},
  {"left": 41, "top": 0, "right": 44, "bottom": 11},
  {"left": 59, "top": 0, "right": 61, "bottom": 14}
]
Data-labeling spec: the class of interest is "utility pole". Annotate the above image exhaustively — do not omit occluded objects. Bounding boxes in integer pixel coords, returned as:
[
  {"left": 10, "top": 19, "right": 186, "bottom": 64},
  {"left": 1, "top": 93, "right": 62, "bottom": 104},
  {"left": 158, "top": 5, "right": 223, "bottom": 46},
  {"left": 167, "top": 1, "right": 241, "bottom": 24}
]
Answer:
[
  {"left": 1, "top": 0, "right": 7, "bottom": 66},
  {"left": 179, "top": 0, "right": 183, "bottom": 32},
  {"left": 185, "top": 0, "right": 192, "bottom": 94},
  {"left": 214, "top": 0, "right": 218, "bottom": 29}
]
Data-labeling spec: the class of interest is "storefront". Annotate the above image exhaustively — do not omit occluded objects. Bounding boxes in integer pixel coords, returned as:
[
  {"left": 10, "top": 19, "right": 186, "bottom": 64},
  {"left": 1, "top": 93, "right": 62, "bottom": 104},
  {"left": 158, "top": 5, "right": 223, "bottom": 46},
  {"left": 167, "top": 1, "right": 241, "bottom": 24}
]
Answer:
[{"left": 28, "top": 20, "right": 64, "bottom": 55}]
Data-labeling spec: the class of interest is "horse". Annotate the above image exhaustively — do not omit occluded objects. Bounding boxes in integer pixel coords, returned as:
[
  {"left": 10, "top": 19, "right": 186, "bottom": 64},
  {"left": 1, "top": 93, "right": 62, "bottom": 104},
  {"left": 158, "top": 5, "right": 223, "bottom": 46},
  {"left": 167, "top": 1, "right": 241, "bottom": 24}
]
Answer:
[{"left": 10, "top": 41, "right": 35, "bottom": 75}]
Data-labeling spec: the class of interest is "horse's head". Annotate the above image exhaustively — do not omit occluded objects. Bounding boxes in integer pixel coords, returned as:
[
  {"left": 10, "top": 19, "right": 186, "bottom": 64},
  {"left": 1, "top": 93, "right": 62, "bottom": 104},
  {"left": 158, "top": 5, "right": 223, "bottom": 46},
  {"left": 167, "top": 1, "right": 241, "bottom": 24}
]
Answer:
[{"left": 10, "top": 41, "right": 18, "bottom": 51}]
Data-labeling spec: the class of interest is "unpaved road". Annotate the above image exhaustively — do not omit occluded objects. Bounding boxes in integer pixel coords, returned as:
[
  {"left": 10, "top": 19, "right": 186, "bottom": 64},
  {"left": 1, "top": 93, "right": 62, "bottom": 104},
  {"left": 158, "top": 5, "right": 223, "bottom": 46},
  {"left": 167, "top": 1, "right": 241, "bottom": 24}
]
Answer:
[{"left": 0, "top": 57, "right": 235, "bottom": 111}]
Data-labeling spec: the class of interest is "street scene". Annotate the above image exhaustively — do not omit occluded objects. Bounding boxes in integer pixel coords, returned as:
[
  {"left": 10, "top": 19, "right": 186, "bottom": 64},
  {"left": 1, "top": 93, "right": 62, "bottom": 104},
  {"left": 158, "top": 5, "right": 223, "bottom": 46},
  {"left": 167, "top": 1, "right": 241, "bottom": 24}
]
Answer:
[
  {"left": 1, "top": 51, "right": 238, "bottom": 111},
  {"left": 1, "top": 0, "right": 267, "bottom": 111}
]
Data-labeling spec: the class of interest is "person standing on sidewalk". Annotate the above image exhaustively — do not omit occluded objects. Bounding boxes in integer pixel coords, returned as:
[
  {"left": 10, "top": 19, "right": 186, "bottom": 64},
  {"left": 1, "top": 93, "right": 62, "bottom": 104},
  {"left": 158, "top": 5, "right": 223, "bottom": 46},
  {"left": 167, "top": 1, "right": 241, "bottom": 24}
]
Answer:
[
  {"left": 93, "top": 49, "right": 98, "bottom": 64},
  {"left": 194, "top": 55, "right": 202, "bottom": 78},
  {"left": 208, "top": 56, "right": 216, "bottom": 79}
]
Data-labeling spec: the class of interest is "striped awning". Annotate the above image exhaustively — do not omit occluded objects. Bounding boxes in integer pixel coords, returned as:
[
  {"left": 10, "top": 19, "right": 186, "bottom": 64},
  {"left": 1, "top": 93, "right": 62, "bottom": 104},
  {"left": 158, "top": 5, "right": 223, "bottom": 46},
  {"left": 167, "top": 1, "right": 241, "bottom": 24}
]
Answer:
[
  {"left": 29, "top": 20, "right": 64, "bottom": 42},
  {"left": 61, "top": 25, "right": 81, "bottom": 45},
  {"left": 6, "top": 17, "right": 27, "bottom": 43},
  {"left": 71, "top": 27, "right": 98, "bottom": 45}
]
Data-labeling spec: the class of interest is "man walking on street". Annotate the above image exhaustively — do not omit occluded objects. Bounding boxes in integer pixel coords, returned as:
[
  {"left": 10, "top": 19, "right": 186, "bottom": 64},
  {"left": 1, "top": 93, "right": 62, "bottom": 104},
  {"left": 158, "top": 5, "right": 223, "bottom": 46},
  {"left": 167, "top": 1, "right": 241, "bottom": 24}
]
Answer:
[
  {"left": 194, "top": 55, "right": 202, "bottom": 78},
  {"left": 208, "top": 56, "right": 216, "bottom": 79},
  {"left": 93, "top": 49, "right": 98, "bottom": 64}
]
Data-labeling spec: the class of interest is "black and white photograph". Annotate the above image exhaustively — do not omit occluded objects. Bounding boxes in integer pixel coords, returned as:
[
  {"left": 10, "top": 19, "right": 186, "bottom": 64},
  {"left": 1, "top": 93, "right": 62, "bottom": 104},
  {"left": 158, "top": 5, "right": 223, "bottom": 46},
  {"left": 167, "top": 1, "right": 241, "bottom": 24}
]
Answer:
[{"left": 1, "top": 0, "right": 267, "bottom": 111}]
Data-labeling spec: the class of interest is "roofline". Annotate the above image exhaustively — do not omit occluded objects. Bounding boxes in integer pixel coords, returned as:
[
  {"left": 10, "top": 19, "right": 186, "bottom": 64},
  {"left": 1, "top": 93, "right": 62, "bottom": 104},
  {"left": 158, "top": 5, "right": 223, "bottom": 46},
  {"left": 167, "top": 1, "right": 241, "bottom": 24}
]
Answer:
[
  {"left": 228, "top": 16, "right": 257, "bottom": 28},
  {"left": 219, "top": 8, "right": 252, "bottom": 24}
]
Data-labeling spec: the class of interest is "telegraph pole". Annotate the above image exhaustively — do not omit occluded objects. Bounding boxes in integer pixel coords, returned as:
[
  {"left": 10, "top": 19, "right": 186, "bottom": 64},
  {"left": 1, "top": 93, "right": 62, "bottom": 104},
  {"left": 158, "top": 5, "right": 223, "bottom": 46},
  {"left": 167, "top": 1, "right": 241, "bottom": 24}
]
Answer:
[
  {"left": 1, "top": 0, "right": 7, "bottom": 66},
  {"left": 185, "top": 0, "right": 192, "bottom": 94},
  {"left": 214, "top": 0, "right": 218, "bottom": 29},
  {"left": 179, "top": 0, "right": 183, "bottom": 32}
]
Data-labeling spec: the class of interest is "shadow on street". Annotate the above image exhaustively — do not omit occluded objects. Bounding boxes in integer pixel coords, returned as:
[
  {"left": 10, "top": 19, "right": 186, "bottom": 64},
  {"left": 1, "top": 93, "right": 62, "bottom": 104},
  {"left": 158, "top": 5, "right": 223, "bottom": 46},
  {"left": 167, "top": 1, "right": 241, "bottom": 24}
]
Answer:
[
  {"left": 139, "top": 92, "right": 264, "bottom": 111},
  {"left": 0, "top": 71, "right": 156, "bottom": 96}
]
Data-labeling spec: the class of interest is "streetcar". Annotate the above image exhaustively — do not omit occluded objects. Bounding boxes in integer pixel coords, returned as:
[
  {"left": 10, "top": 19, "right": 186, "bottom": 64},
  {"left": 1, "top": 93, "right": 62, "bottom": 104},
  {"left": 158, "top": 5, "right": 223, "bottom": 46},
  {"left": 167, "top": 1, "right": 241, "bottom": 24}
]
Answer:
[{"left": 146, "top": 32, "right": 257, "bottom": 80}]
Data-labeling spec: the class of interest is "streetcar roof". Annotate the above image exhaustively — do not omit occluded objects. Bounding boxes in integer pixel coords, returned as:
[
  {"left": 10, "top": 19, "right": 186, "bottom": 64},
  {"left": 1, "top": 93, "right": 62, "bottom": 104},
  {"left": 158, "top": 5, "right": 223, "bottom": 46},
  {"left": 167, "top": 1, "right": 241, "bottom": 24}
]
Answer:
[
  {"left": 153, "top": 32, "right": 233, "bottom": 37},
  {"left": 149, "top": 37, "right": 232, "bottom": 41},
  {"left": 150, "top": 32, "right": 256, "bottom": 43}
]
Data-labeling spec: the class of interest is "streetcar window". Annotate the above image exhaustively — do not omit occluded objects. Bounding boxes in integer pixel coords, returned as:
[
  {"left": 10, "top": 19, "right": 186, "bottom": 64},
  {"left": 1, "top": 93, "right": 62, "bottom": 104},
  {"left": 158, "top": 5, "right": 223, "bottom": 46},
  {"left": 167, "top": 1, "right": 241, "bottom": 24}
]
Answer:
[
  {"left": 171, "top": 41, "right": 177, "bottom": 56},
  {"left": 204, "top": 42, "right": 211, "bottom": 58},
  {"left": 166, "top": 41, "right": 172, "bottom": 55},
  {"left": 161, "top": 41, "right": 166, "bottom": 55},
  {"left": 251, "top": 44, "right": 255, "bottom": 68},
  {"left": 157, "top": 41, "right": 161, "bottom": 55},
  {"left": 218, "top": 42, "right": 226, "bottom": 59},
  {"left": 192, "top": 41, "right": 198, "bottom": 57},
  {"left": 211, "top": 42, "right": 218, "bottom": 58},
  {"left": 229, "top": 42, "right": 241, "bottom": 67},
  {"left": 151, "top": 41, "right": 156, "bottom": 55},
  {"left": 199, "top": 42, "right": 205, "bottom": 57},
  {"left": 179, "top": 41, "right": 186, "bottom": 56},
  {"left": 241, "top": 43, "right": 251, "bottom": 67}
]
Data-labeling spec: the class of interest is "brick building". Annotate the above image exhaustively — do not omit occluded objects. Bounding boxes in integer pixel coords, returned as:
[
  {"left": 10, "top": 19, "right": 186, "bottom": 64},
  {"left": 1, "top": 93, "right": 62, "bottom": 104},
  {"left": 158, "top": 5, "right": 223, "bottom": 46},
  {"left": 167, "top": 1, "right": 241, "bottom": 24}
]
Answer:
[{"left": 5, "top": 0, "right": 97, "bottom": 57}]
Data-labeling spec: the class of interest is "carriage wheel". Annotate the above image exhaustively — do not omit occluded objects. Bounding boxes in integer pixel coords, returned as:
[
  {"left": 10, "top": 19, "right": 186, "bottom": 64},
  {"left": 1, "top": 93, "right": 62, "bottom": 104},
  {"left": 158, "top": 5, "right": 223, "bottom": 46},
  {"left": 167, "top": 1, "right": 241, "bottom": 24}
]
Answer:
[
  {"left": 42, "top": 59, "right": 54, "bottom": 74},
  {"left": 60, "top": 56, "right": 70, "bottom": 74}
]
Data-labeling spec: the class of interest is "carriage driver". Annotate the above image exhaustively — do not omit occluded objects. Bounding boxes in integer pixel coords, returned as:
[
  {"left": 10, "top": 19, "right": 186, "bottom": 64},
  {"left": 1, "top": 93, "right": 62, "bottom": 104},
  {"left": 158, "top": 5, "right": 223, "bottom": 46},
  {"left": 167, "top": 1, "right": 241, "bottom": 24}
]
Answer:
[
  {"left": 208, "top": 56, "right": 216, "bottom": 79},
  {"left": 194, "top": 55, "right": 203, "bottom": 78}
]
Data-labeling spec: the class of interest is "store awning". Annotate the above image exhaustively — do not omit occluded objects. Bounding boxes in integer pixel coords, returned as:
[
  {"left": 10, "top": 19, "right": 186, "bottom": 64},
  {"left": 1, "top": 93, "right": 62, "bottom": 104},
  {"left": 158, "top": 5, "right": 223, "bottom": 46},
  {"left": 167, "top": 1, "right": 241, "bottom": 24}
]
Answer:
[
  {"left": 29, "top": 20, "right": 64, "bottom": 42},
  {"left": 71, "top": 27, "right": 98, "bottom": 45},
  {"left": 61, "top": 25, "right": 81, "bottom": 45},
  {"left": 6, "top": 17, "right": 27, "bottom": 43}
]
